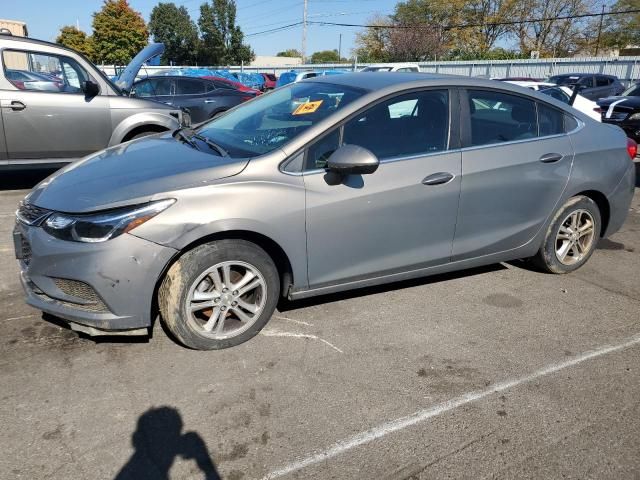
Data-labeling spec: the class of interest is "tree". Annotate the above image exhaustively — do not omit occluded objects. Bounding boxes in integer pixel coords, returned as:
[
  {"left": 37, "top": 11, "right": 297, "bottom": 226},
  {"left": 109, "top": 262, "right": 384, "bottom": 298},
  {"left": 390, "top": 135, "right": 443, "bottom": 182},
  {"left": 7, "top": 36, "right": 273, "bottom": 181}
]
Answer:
[
  {"left": 276, "top": 49, "right": 302, "bottom": 58},
  {"left": 149, "top": 2, "right": 199, "bottom": 65},
  {"left": 55, "top": 26, "right": 94, "bottom": 60},
  {"left": 512, "top": 0, "right": 596, "bottom": 57},
  {"left": 92, "top": 0, "right": 148, "bottom": 64},
  {"left": 600, "top": 0, "right": 640, "bottom": 50},
  {"left": 198, "top": 0, "right": 254, "bottom": 65},
  {"left": 310, "top": 49, "right": 341, "bottom": 63},
  {"left": 353, "top": 14, "right": 392, "bottom": 62}
]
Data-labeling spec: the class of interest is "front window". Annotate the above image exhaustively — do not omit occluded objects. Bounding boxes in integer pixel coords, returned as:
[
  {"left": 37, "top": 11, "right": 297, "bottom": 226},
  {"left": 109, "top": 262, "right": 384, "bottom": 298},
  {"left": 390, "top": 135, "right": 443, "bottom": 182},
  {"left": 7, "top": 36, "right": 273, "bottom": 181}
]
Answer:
[
  {"left": 2, "top": 49, "right": 93, "bottom": 94},
  {"left": 622, "top": 83, "right": 640, "bottom": 97},
  {"left": 194, "top": 82, "right": 365, "bottom": 157}
]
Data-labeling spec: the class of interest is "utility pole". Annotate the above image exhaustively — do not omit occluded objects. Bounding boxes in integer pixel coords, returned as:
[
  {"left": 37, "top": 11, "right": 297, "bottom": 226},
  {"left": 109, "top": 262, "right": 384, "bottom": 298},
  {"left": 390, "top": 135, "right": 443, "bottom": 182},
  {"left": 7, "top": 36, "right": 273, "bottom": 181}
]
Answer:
[
  {"left": 338, "top": 33, "right": 342, "bottom": 61},
  {"left": 595, "top": 4, "right": 605, "bottom": 56},
  {"left": 302, "top": 0, "right": 308, "bottom": 63}
]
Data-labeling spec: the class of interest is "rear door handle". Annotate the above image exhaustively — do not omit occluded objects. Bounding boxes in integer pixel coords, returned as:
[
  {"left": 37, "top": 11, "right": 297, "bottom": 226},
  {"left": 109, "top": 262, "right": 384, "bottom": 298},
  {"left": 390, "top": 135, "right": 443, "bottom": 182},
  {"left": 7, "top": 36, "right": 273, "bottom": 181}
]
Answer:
[
  {"left": 539, "top": 153, "right": 563, "bottom": 163},
  {"left": 0, "top": 100, "right": 26, "bottom": 111},
  {"left": 422, "top": 172, "right": 454, "bottom": 185},
  {"left": 204, "top": 99, "right": 217, "bottom": 104}
]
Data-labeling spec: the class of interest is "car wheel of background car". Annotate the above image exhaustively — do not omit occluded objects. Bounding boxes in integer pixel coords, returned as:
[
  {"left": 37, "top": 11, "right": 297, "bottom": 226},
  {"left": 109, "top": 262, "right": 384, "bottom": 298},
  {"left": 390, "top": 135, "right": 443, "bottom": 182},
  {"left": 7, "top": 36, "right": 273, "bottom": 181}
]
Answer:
[
  {"left": 210, "top": 110, "right": 226, "bottom": 119},
  {"left": 130, "top": 131, "right": 160, "bottom": 140},
  {"left": 531, "top": 195, "right": 601, "bottom": 274},
  {"left": 158, "top": 240, "right": 280, "bottom": 350}
]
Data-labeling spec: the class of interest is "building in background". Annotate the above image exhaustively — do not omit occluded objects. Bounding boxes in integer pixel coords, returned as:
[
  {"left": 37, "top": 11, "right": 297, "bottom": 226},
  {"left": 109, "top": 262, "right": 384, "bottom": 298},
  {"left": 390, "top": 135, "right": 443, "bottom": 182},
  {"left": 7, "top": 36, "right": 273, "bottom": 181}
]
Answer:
[
  {"left": 0, "top": 19, "right": 28, "bottom": 37},
  {"left": 249, "top": 55, "right": 302, "bottom": 68}
]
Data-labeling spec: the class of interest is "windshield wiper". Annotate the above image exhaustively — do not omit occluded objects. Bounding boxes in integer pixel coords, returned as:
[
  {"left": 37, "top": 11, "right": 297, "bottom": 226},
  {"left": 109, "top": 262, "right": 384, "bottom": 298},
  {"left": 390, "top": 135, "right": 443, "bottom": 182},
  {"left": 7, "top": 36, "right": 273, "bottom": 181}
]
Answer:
[
  {"left": 190, "top": 133, "right": 230, "bottom": 157},
  {"left": 173, "top": 128, "right": 199, "bottom": 150}
]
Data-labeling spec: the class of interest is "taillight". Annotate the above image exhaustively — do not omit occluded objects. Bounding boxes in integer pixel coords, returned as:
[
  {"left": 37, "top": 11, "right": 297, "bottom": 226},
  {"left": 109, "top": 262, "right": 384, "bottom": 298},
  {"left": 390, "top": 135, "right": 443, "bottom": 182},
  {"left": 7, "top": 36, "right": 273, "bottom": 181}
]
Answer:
[
  {"left": 12, "top": 80, "right": 25, "bottom": 89},
  {"left": 593, "top": 107, "right": 602, "bottom": 114},
  {"left": 627, "top": 137, "right": 638, "bottom": 159}
]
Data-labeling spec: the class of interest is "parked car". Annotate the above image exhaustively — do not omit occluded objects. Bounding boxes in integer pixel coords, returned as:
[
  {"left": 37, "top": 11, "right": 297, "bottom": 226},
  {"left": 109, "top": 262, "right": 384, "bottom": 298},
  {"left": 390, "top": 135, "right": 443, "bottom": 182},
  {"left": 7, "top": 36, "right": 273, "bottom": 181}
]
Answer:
[
  {"left": 596, "top": 82, "right": 640, "bottom": 143},
  {"left": 131, "top": 76, "right": 257, "bottom": 123},
  {"left": 5, "top": 69, "right": 63, "bottom": 91},
  {"left": 504, "top": 81, "right": 601, "bottom": 121},
  {"left": 546, "top": 73, "right": 625, "bottom": 101},
  {"left": 361, "top": 63, "right": 421, "bottom": 72},
  {"left": 202, "top": 76, "right": 261, "bottom": 95},
  {"left": 276, "top": 70, "right": 319, "bottom": 87},
  {"left": 16, "top": 73, "right": 634, "bottom": 349},
  {"left": 0, "top": 37, "right": 186, "bottom": 169},
  {"left": 494, "top": 77, "right": 541, "bottom": 82},
  {"left": 260, "top": 72, "right": 277, "bottom": 90}
]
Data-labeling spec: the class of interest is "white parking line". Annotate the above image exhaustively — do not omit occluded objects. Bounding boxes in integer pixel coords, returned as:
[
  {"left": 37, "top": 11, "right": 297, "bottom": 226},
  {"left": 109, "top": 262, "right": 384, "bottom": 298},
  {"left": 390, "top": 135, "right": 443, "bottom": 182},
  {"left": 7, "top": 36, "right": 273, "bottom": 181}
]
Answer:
[
  {"left": 261, "top": 329, "right": 343, "bottom": 353},
  {"left": 260, "top": 333, "right": 640, "bottom": 480}
]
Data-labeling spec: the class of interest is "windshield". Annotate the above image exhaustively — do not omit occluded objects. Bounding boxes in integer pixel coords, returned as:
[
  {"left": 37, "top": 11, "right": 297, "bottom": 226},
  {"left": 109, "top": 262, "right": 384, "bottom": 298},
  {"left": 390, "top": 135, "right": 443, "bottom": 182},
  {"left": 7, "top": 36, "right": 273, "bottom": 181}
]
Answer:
[
  {"left": 362, "top": 66, "right": 392, "bottom": 72},
  {"left": 622, "top": 83, "right": 640, "bottom": 97},
  {"left": 194, "top": 82, "right": 365, "bottom": 157}
]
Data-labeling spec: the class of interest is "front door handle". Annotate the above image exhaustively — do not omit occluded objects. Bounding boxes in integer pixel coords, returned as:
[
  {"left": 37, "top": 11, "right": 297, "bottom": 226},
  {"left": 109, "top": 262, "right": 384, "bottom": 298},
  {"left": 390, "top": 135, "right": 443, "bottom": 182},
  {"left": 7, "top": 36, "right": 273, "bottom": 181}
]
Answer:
[
  {"left": 0, "top": 100, "right": 26, "bottom": 111},
  {"left": 422, "top": 172, "right": 454, "bottom": 185},
  {"left": 539, "top": 153, "right": 563, "bottom": 163},
  {"left": 204, "top": 99, "right": 217, "bottom": 104}
]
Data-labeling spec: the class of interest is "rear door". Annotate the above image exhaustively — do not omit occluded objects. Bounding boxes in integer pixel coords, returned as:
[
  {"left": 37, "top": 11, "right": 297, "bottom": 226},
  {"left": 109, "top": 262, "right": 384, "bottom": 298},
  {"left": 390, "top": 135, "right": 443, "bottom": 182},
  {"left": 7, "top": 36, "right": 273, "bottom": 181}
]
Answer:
[
  {"left": 0, "top": 48, "right": 110, "bottom": 163},
  {"left": 452, "top": 89, "right": 574, "bottom": 260}
]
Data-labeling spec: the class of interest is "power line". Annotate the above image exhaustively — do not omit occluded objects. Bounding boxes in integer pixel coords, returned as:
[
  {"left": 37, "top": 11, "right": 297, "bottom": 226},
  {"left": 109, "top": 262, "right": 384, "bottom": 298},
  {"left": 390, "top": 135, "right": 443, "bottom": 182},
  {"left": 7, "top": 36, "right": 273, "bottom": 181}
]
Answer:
[
  {"left": 306, "top": 8, "right": 640, "bottom": 31},
  {"left": 245, "top": 22, "right": 303, "bottom": 37}
]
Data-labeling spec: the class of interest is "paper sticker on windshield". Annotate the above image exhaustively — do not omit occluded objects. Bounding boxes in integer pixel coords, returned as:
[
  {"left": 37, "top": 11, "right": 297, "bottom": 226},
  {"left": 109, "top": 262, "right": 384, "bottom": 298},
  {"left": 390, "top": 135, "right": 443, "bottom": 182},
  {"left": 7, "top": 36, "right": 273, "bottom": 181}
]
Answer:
[{"left": 293, "top": 100, "right": 323, "bottom": 115}]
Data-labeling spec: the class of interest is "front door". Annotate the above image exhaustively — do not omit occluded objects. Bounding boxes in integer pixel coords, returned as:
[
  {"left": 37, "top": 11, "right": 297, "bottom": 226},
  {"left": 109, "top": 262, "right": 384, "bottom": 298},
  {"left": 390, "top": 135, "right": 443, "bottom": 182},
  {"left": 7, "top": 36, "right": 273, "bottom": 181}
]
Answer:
[
  {"left": 452, "top": 89, "right": 574, "bottom": 260},
  {"left": 0, "top": 48, "right": 110, "bottom": 163},
  {"left": 304, "top": 89, "right": 462, "bottom": 287}
]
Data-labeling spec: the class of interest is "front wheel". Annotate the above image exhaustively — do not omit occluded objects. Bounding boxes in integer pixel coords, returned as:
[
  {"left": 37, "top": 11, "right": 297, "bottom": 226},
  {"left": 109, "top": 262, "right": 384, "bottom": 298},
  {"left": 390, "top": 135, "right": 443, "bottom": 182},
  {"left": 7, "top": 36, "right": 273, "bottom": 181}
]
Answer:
[
  {"left": 159, "top": 240, "right": 280, "bottom": 350},
  {"left": 531, "top": 195, "right": 601, "bottom": 274}
]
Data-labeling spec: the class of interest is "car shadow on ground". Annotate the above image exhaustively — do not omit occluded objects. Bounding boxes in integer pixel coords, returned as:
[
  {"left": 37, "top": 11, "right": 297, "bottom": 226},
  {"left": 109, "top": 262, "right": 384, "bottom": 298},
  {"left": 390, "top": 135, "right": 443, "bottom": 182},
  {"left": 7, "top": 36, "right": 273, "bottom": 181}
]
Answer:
[
  {"left": 0, "top": 168, "right": 58, "bottom": 191},
  {"left": 278, "top": 263, "right": 507, "bottom": 312},
  {"left": 114, "top": 406, "right": 221, "bottom": 480}
]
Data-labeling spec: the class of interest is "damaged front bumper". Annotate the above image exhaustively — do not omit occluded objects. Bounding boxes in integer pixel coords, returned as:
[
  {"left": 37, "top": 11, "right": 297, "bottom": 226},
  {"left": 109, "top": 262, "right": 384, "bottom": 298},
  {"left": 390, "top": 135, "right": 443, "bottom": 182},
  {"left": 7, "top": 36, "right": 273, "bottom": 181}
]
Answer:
[{"left": 14, "top": 221, "right": 177, "bottom": 335}]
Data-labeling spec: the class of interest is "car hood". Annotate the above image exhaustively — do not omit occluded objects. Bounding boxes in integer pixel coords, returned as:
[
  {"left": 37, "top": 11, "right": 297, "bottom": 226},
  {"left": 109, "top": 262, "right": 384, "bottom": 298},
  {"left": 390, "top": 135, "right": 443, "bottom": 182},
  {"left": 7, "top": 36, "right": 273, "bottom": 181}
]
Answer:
[
  {"left": 597, "top": 95, "right": 640, "bottom": 108},
  {"left": 115, "top": 43, "right": 164, "bottom": 92},
  {"left": 28, "top": 135, "right": 249, "bottom": 213}
]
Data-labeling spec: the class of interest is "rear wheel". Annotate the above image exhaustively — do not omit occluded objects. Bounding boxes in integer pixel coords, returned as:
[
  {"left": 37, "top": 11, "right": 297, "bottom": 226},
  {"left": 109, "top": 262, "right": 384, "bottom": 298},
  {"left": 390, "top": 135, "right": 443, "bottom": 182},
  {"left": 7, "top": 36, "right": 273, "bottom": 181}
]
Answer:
[
  {"left": 159, "top": 240, "right": 279, "bottom": 350},
  {"left": 531, "top": 195, "right": 600, "bottom": 274}
]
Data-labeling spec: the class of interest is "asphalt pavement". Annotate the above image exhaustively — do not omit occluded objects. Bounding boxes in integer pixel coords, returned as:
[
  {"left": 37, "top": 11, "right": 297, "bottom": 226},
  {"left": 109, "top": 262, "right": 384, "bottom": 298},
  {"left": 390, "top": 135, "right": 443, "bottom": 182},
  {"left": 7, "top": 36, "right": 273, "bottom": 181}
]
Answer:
[{"left": 0, "top": 165, "right": 639, "bottom": 480}]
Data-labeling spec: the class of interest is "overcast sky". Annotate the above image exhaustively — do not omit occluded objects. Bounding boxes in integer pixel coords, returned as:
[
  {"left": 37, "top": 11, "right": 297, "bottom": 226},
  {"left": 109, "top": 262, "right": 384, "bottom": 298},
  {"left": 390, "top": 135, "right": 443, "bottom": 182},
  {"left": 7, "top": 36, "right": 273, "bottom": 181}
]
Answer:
[{"left": 2, "top": 0, "right": 396, "bottom": 58}]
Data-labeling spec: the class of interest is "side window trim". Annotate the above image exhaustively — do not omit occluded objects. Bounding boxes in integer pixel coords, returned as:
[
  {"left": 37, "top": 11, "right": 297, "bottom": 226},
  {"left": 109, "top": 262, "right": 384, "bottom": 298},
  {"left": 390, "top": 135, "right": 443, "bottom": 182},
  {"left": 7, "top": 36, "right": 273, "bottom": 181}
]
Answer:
[{"left": 286, "top": 87, "right": 456, "bottom": 174}]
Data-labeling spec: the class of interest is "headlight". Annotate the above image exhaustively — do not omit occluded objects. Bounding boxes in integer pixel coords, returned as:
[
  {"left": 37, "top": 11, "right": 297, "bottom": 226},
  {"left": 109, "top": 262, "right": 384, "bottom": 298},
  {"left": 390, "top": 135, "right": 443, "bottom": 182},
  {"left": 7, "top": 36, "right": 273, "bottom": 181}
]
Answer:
[
  {"left": 43, "top": 199, "right": 175, "bottom": 243},
  {"left": 628, "top": 112, "right": 640, "bottom": 121}
]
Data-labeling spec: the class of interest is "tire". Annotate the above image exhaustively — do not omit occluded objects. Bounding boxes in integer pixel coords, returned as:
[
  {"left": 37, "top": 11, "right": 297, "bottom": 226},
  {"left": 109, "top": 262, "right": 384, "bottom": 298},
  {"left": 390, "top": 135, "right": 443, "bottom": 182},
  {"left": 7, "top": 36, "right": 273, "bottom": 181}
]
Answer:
[
  {"left": 130, "top": 131, "right": 160, "bottom": 140},
  {"left": 158, "top": 240, "right": 279, "bottom": 350},
  {"left": 531, "top": 195, "right": 601, "bottom": 274}
]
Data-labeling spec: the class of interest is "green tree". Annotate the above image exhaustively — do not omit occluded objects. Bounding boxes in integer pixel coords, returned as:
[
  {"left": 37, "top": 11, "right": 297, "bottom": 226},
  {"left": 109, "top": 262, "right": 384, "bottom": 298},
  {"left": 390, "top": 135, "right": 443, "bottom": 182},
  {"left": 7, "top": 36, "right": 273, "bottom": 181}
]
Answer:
[
  {"left": 310, "top": 49, "right": 340, "bottom": 63},
  {"left": 92, "top": 0, "right": 148, "bottom": 64},
  {"left": 198, "top": 0, "right": 254, "bottom": 65},
  {"left": 276, "top": 49, "right": 302, "bottom": 58},
  {"left": 55, "top": 26, "right": 94, "bottom": 60},
  {"left": 600, "top": 0, "right": 640, "bottom": 50},
  {"left": 149, "top": 2, "right": 199, "bottom": 65},
  {"left": 353, "top": 14, "right": 391, "bottom": 62}
]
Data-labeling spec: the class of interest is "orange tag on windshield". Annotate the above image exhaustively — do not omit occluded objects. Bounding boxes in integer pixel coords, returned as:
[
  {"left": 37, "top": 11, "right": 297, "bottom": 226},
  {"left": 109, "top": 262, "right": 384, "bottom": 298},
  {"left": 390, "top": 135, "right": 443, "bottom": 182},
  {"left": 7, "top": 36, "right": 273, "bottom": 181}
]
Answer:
[{"left": 293, "top": 100, "right": 323, "bottom": 115}]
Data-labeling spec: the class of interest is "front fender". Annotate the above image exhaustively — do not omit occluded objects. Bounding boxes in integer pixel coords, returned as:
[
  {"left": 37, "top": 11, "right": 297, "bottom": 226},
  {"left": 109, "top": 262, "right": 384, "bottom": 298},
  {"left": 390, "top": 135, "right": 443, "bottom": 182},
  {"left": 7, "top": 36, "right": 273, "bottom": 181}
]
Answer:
[{"left": 108, "top": 112, "right": 180, "bottom": 146}]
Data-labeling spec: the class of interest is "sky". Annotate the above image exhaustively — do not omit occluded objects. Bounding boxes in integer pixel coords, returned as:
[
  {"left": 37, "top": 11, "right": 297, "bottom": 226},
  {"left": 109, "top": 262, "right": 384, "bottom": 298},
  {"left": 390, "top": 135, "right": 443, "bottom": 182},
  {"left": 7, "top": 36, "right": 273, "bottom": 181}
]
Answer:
[{"left": 2, "top": 0, "right": 397, "bottom": 58}]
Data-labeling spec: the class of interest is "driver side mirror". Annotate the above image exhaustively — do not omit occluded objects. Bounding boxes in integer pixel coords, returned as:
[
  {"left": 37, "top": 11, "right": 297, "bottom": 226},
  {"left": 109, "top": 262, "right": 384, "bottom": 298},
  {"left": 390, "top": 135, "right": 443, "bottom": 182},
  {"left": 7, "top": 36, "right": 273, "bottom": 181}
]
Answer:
[
  {"left": 82, "top": 80, "right": 100, "bottom": 98},
  {"left": 326, "top": 144, "right": 379, "bottom": 175}
]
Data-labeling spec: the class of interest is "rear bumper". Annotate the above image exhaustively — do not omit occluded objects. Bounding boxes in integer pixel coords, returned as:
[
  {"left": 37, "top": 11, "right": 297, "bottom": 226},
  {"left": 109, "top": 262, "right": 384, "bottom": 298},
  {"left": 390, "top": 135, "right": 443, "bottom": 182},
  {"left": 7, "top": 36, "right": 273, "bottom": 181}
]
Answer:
[
  {"left": 604, "top": 160, "right": 636, "bottom": 238},
  {"left": 15, "top": 222, "right": 177, "bottom": 332}
]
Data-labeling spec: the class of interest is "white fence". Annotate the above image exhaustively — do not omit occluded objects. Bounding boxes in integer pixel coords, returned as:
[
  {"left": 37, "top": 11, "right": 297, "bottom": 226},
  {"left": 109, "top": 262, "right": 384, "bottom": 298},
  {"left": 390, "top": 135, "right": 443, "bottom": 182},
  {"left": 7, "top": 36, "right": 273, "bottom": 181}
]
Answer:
[{"left": 102, "top": 56, "right": 640, "bottom": 83}]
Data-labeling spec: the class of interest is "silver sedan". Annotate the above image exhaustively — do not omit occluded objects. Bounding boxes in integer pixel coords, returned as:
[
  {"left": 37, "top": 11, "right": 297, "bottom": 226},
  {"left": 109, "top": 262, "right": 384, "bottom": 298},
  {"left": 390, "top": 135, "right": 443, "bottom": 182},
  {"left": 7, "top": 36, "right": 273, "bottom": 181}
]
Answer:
[{"left": 15, "top": 73, "right": 636, "bottom": 349}]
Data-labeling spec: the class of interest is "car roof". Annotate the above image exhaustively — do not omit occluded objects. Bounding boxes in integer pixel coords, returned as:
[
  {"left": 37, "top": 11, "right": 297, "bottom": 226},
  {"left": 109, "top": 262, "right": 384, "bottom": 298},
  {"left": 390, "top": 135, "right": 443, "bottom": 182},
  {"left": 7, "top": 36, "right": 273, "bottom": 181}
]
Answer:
[
  {"left": 304, "top": 72, "right": 494, "bottom": 91},
  {"left": 0, "top": 35, "right": 82, "bottom": 57}
]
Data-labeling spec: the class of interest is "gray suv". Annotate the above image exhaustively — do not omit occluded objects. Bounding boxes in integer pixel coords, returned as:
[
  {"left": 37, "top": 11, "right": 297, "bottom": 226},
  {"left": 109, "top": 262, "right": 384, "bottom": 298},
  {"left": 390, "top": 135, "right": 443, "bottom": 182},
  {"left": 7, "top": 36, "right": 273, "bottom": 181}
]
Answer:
[
  {"left": 547, "top": 73, "right": 625, "bottom": 101},
  {"left": 0, "top": 36, "right": 186, "bottom": 169}
]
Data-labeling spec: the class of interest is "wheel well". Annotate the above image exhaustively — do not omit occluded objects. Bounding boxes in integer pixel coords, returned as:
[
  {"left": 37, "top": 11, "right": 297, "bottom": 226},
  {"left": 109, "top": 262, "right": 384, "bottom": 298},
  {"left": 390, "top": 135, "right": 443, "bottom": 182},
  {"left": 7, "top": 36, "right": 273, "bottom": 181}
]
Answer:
[
  {"left": 122, "top": 124, "right": 168, "bottom": 142},
  {"left": 576, "top": 190, "right": 610, "bottom": 236}
]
